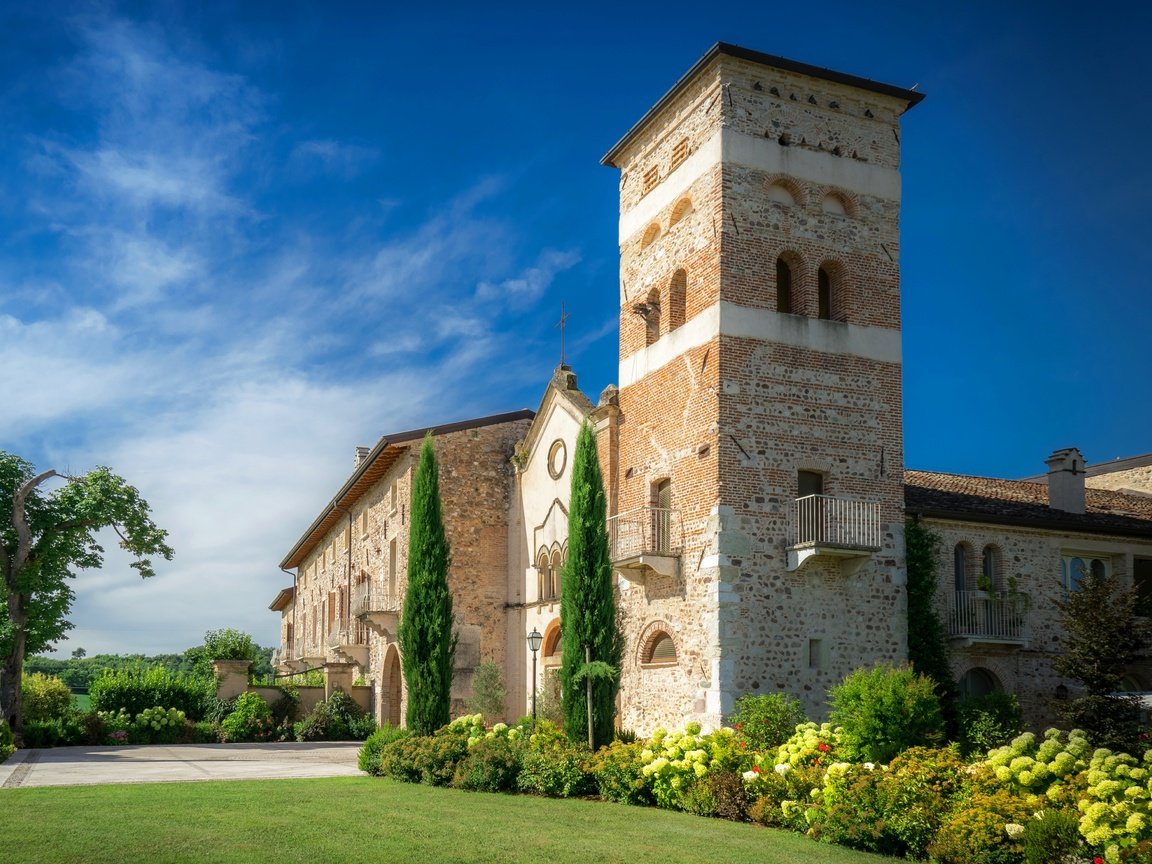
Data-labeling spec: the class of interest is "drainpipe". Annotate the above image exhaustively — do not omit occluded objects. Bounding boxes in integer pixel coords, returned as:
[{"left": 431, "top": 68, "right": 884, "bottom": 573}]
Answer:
[{"left": 280, "top": 565, "right": 297, "bottom": 661}]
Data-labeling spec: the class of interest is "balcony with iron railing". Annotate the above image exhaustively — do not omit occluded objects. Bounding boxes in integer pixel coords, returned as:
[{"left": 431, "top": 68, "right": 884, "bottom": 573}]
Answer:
[
  {"left": 786, "top": 495, "right": 882, "bottom": 575},
  {"left": 947, "top": 590, "right": 1030, "bottom": 646},
  {"left": 327, "top": 622, "right": 370, "bottom": 665},
  {"left": 352, "top": 581, "right": 401, "bottom": 638},
  {"left": 607, "top": 507, "right": 683, "bottom": 582}
]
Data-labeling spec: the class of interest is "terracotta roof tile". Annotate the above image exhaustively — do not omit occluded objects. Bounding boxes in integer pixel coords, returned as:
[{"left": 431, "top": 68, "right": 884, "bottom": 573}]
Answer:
[{"left": 904, "top": 470, "right": 1152, "bottom": 538}]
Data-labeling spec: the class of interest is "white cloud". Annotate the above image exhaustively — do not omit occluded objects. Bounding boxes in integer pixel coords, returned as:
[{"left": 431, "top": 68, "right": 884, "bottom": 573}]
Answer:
[{"left": 476, "top": 248, "right": 581, "bottom": 303}]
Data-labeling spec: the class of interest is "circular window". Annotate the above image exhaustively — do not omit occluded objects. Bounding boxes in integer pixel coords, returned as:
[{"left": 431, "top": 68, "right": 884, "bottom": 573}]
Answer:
[{"left": 547, "top": 439, "right": 567, "bottom": 479}]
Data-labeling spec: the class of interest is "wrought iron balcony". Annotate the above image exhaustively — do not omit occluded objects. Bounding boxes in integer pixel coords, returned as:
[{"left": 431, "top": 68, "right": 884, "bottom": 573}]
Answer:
[
  {"left": 327, "top": 624, "right": 370, "bottom": 665},
  {"left": 947, "top": 590, "right": 1030, "bottom": 646},
  {"left": 608, "top": 507, "right": 682, "bottom": 582},
  {"left": 352, "top": 581, "right": 401, "bottom": 638},
  {"left": 786, "top": 495, "right": 882, "bottom": 574}
]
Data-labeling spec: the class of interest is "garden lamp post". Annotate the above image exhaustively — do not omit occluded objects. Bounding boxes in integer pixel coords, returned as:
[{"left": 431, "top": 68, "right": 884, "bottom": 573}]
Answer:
[{"left": 527, "top": 627, "right": 543, "bottom": 731}]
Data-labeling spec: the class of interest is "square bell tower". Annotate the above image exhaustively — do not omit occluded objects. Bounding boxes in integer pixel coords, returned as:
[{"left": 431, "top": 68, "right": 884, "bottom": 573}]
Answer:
[{"left": 601, "top": 44, "right": 924, "bottom": 730}]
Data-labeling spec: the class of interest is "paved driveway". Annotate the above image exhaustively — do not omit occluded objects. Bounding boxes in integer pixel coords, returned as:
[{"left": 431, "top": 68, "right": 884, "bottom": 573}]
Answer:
[{"left": 0, "top": 741, "right": 364, "bottom": 788}]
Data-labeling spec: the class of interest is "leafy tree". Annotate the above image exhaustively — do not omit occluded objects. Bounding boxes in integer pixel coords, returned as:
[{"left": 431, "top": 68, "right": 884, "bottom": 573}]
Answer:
[
  {"left": 398, "top": 435, "right": 456, "bottom": 735},
  {"left": 560, "top": 422, "right": 622, "bottom": 749},
  {"left": 1, "top": 453, "right": 171, "bottom": 733},
  {"left": 466, "top": 659, "right": 507, "bottom": 723},
  {"left": 1054, "top": 562, "right": 1146, "bottom": 750},
  {"left": 904, "top": 519, "right": 958, "bottom": 733},
  {"left": 70, "top": 647, "right": 86, "bottom": 659}
]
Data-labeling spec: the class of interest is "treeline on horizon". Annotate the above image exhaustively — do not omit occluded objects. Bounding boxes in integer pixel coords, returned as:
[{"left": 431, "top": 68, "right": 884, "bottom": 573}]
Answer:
[{"left": 25, "top": 645, "right": 275, "bottom": 692}]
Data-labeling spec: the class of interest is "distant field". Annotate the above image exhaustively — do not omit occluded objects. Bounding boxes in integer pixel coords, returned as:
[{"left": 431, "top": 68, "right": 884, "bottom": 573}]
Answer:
[
  {"left": 71, "top": 694, "right": 91, "bottom": 711},
  {"left": 0, "top": 777, "right": 891, "bottom": 864}
]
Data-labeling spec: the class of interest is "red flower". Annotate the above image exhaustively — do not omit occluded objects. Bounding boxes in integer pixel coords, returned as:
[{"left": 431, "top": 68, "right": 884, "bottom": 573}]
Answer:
[
  {"left": 1095, "top": 858, "right": 1104, "bottom": 864},
  {"left": 733, "top": 723, "right": 743, "bottom": 731},
  {"left": 752, "top": 765, "right": 760, "bottom": 774},
  {"left": 817, "top": 742, "right": 830, "bottom": 752}
]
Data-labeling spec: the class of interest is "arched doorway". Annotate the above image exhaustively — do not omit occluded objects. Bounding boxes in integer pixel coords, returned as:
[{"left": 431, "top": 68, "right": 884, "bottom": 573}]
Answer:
[{"left": 382, "top": 646, "right": 402, "bottom": 727}]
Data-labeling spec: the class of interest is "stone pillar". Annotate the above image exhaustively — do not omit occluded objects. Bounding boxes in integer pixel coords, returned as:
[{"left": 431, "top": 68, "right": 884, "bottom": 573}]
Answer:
[
  {"left": 212, "top": 660, "right": 252, "bottom": 700},
  {"left": 324, "top": 662, "right": 355, "bottom": 699}
]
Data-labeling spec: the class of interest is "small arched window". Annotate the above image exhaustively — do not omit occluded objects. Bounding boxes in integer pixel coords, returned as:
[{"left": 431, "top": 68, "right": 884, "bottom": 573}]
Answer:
[
  {"left": 550, "top": 545, "right": 564, "bottom": 600},
  {"left": 642, "top": 287, "right": 661, "bottom": 346},
  {"left": 667, "top": 269, "right": 686, "bottom": 332},
  {"left": 644, "top": 631, "right": 677, "bottom": 664},
  {"left": 641, "top": 223, "right": 661, "bottom": 249},
  {"left": 981, "top": 545, "right": 1002, "bottom": 591},
  {"left": 670, "top": 198, "right": 692, "bottom": 226},
  {"left": 776, "top": 258, "right": 793, "bottom": 313},
  {"left": 536, "top": 549, "right": 552, "bottom": 602},
  {"left": 817, "top": 266, "right": 833, "bottom": 320},
  {"left": 542, "top": 622, "right": 562, "bottom": 667}
]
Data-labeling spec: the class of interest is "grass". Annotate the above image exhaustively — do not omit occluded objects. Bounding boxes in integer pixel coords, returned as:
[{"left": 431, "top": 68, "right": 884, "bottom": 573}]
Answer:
[
  {"left": 71, "top": 693, "right": 91, "bottom": 711},
  {"left": 0, "top": 776, "right": 892, "bottom": 864}
]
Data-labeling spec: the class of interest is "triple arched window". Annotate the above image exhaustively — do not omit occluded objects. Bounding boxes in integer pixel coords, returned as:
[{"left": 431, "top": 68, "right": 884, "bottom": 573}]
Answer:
[{"left": 536, "top": 544, "right": 566, "bottom": 602}]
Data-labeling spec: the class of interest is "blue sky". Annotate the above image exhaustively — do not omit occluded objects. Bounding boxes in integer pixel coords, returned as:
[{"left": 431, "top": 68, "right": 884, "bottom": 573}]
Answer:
[{"left": 2, "top": 2, "right": 1149, "bottom": 655}]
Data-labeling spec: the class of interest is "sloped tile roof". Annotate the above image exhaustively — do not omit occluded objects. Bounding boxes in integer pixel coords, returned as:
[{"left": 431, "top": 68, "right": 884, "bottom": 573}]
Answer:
[{"left": 904, "top": 470, "right": 1152, "bottom": 538}]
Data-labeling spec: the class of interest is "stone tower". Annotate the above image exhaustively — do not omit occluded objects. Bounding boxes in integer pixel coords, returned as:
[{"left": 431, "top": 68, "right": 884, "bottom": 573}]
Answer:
[{"left": 600, "top": 44, "right": 924, "bottom": 730}]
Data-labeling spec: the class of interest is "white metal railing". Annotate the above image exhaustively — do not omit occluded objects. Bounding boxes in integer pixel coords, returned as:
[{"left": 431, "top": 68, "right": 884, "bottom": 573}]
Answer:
[
  {"left": 608, "top": 507, "right": 683, "bottom": 561},
  {"left": 947, "top": 590, "right": 1029, "bottom": 642},
  {"left": 792, "top": 495, "right": 881, "bottom": 549},
  {"left": 326, "top": 623, "right": 368, "bottom": 649},
  {"left": 351, "top": 581, "right": 401, "bottom": 618}
]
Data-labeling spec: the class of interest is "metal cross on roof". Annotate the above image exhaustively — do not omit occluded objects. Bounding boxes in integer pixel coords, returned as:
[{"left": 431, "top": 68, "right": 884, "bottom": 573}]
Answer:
[{"left": 555, "top": 301, "right": 569, "bottom": 366}]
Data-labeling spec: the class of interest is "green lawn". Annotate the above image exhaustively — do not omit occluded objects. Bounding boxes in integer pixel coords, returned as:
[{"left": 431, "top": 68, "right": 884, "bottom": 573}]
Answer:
[
  {"left": 71, "top": 693, "right": 91, "bottom": 711},
  {"left": 0, "top": 776, "right": 892, "bottom": 864}
]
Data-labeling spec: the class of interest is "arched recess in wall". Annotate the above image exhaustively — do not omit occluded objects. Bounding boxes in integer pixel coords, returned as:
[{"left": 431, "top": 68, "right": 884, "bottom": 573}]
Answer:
[
  {"left": 536, "top": 547, "right": 553, "bottom": 602},
  {"left": 817, "top": 259, "right": 850, "bottom": 322},
  {"left": 549, "top": 543, "right": 565, "bottom": 600},
  {"left": 381, "top": 644, "right": 403, "bottom": 728},
  {"left": 958, "top": 666, "right": 1002, "bottom": 698},
  {"left": 666, "top": 269, "right": 687, "bottom": 332},
  {"left": 820, "top": 190, "right": 858, "bottom": 218},
  {"left": 669, "top": 197, "right": 693, "bottom": 227},
  {"left": 641, "top": 222, "right": 661, "bottom": 249},
  {"left": 765, "top": 176, "right": 806, "bottom": 207},
  {"left": 541, "top": 619, "right": 562, "bottom": 669}
]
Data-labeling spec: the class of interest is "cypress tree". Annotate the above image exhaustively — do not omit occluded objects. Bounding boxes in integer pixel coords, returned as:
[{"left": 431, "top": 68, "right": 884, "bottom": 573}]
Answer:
[
  {"left": 398, "top": 434, "right": 456, "bottom": 735},
  {"left": 905, "top": 518, "right": 958, "bottom": 733},
  {"left": 560, "top": 422, "right": 623, "bottom": 748}
]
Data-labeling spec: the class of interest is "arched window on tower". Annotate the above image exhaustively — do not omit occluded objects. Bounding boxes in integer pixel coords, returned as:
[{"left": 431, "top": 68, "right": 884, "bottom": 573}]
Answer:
[
  {"left": 818, "top": 266, "right": 833, "bottom": 320},
  {"left": 537, "top": 548, "right": 554, "bottom": 602},
  {"left": 642, "top": 288, "right": 661, "bottom": 346},
  {"left": 550, "top": 545, "right": 564, "bottom": 600},
  {"left": 954, "top": 543, "right": 971, "bottom": 592},
  {"left": 776, "top": 258, "right": 793, "bottom": 313},
  {"left": 982, "top": 545, "right": 1002, "bottom": 591},
  {"left": 667, "top": 269, "right": 686, "bottom": 332}
]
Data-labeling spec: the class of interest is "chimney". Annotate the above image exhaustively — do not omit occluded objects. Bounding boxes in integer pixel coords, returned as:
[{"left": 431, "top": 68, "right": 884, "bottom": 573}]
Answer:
[
  {"left": 1046, "top": 447, "right": 1086, "bottom": 514},
  {"left": 354, "top": 446, "right": 371, "bottom": 468}
]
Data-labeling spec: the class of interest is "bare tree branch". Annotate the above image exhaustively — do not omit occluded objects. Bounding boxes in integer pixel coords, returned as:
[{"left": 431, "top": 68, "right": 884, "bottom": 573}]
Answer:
[{"left": 11, "top": 469, "right": 58, "bottom": 579}]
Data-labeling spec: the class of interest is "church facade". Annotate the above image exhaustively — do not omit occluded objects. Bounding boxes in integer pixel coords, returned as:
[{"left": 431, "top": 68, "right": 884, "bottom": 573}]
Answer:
[{"left": 269, "top": 44, "right": 1152, "bottom": 733}]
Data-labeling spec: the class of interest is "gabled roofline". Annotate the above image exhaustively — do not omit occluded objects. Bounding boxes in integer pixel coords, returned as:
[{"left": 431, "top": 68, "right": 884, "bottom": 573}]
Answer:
[
  {"left": 602, "top": 42, "right": 925, "bottom": 168},
  {"left": 907, "top": 506, "right": 1152, "bottom": 541},
  {"left": 279, "top": 409, "right": 534, "bottom": 570}
]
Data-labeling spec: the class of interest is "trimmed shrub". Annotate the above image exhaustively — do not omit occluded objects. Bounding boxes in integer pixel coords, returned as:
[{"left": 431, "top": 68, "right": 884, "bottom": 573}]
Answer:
[
  {"left": 192, "top": 721, "right": 220, "bottom": 743},
  {"left": 829, "top": 664, "right": 944, "bottom": 763},
  {"left": 518, "top": 740, "right": 594, "bottom": 798},
  {"left": 22, "top": 713, "right": 87, "bottom": 748},
  {"left": 376, "top": 735, "right": 428, "bottom": 784},
  {"left": 700, "top": 769, "right": 748, "bottom": 821},
  {"left": 220, "top": 692, "right": 275, "bottom": 743},
  {"left": 21, "top": 673, "right": 73, "bottom": 723},
  {"left": 90, "top": 666, "right": 214, "bottom": 720},
  {"left": 727, "top": 692, "right": 805, "bottom": 751},
  {"left": 358, "top": 723, "right": 410, "bottom": 775},
  {"left": 591, "top": 740, "right": 654, "bottom": 806},
  {"left": 294, "top": 691, "right": 374, "bottom": 742},
  {"left": 453, "top": 734, "right": 521, "bottom": 792},
  {"left": 808, "top": 763, "right": 894, "bottom": 855},
  {"left": 876, "top": 746, "right": 968, "bottom": 858},
  {"left": 957, "top": 692, "right": 1024, "bottom": 757},
  {"left": 746, "top": 764, "right": 824, "bottom": 833}
]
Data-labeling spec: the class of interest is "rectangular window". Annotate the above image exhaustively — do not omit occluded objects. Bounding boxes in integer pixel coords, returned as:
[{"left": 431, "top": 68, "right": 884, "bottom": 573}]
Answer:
[
  {"left": 361, "top": 510, "right": 369, "bottom": 537},
  {"left": 808, "top": 638, "right": 823, "bottom": 669},
  {"left": 389, "top": 539, "right": 398, "bottom": 599},
  {"left": 670, "top": 138, "right": 689, "bottom": 171}
]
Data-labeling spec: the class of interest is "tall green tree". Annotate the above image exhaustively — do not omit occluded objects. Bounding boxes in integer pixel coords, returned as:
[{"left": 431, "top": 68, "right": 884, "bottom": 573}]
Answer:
[
  {"left": 1054, "top": 562, "right": 1146, "bottom": 751},
  {"left": 560, "top": 422, "right": 622, "bottom": 748},
  {"left": 398, "top": 435, "right": 456, "bottom": 735},
  {"left": 904, "top": 519, "right": 957, "bottom": 732},
  {"left": 1, "top": 453, "right": 172, "bottom": 733}
]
